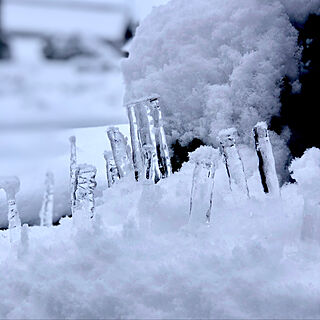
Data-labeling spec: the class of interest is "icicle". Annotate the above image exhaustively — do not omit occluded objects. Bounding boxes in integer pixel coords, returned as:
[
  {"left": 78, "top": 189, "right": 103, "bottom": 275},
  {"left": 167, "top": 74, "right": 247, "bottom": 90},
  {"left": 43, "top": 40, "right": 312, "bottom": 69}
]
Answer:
[
  {"left": 218, "top": 128, "right": 250, "bottom": 198},
  {"left": 142, "top": 144, "right": 158, "bottom": 183},
  {"left": 136, "top": 100, "right": 161, "bottom": 183},
  {"left": 127, "top": 103, "right": 144, "bottom": 180},
  {"left": 107, "top": 127, "right": 133, "bottom": 178},
  {"left": 188, "top": 147, "right": 219, "bottom": 225},
  {"left": 149, "top": 97, "right": 172, "bottom": 179},
  {"left": 103, "top": 150, "right": 119, "bottom": 188},
  {"left": 69, "top": 136, "right": 77, "bottom": 214},
  {"left": 0, "top": 176, "right": 21, "bottom": 243},
  {"left": 39, "top": 171, "right": 54, "bottom": 227},
  {"left": 73, "top": 164, "right": 97, "bottom": 225},
  {"left": 253, "top": 122, "right": 280, "bottom": 197}
]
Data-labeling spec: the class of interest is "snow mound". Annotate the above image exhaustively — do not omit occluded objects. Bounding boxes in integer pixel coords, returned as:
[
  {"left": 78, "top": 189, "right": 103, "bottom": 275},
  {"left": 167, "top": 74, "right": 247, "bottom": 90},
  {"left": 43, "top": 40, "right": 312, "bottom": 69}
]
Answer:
[{"left": 122, "top": 0, "right": 308, "bottom": 148}]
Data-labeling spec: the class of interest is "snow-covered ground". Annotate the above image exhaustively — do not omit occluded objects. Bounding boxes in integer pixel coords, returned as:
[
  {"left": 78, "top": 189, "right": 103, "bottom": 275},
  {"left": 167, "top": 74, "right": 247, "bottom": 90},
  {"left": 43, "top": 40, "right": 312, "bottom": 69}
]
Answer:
[{"left": 1, "top": 148, "right": 320, "bottom": 318}]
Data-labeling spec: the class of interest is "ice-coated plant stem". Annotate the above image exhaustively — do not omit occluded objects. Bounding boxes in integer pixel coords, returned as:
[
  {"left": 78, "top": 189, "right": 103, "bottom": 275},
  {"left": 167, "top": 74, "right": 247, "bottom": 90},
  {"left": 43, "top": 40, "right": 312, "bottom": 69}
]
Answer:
[
  {"left": 188, "top": 147, "right": 220, "bottom": 225},
  {"left": 39, "top": 171, "right": 54, "bottom": 227},
  {"left": 107, "top": 127, "right": 132, "bottom": 178},
  {"left": 140, "top": 100, "right": 161, "bottom": 183},
  {"left": 253, "top": 121, "right": 280, "bottom": 196},
  {"left": 150, "top": 96, "right": 172, "bottom": 179},
  {"left": 218, "top": 128, "right": 250, "bottom": 198},
  {"left": 69, "top": 136, "right": 77, "bottom": 214},
  {"left": 103, "top": 150, "right": 119, "bottom": 188},
  {"left": 74, "top": 164, "right": 97, "bottom": 223},
  {"left": 0, "top": 176, "right": 21, "bottom": 243},
  {"left": 142, "top": 144, "right": 157, "bottom": 183},
  {"left": 127, "top": 103, "right": 144, "bottom": 180}
]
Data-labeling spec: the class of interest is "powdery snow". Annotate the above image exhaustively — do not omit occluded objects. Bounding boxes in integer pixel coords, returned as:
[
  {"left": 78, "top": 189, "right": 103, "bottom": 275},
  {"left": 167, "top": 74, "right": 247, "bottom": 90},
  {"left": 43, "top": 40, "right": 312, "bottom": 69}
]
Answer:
[
  {"left": 122, "top": 0, "right": 320, "bottom": 174},
  {"left": 0, "top": 148, "right": 319, "bottom": 318}
]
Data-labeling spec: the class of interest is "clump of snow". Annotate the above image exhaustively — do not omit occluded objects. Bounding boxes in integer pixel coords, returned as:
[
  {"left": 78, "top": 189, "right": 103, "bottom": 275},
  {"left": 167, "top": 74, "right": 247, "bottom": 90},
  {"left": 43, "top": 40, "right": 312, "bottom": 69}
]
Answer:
[
  {"left": 188, "top": 146, "right": 219, "bottom": 164},
  {"left": 123, "top": 0, "right": 302, "bottom": 147},
  {"left": 290, "top": 149, "right": 320, "bottom": 216}
]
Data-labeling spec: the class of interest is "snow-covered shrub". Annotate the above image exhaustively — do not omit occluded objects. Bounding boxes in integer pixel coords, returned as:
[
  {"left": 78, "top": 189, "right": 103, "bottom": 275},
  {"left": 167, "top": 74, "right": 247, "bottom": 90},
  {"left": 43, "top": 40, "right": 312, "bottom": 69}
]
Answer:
[{"left": 290, "top": 148, "right": 320, "bottom": 243}]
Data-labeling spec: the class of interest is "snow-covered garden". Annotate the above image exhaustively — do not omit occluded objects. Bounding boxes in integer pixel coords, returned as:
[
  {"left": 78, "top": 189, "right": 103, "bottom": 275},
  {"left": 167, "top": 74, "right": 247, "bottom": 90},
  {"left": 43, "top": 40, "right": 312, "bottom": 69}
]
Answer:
[{"left": 1, "top": 0, "right": 320, "bottom": 318}]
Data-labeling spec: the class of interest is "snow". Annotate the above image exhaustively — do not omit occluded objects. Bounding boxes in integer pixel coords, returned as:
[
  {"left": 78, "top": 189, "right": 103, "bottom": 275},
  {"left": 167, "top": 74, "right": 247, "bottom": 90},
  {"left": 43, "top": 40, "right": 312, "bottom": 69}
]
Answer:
[
  {"left": 122, "top": 0, "right": 320, "bottom": 175},
  {"left": 1, "top": 0, "right": 320, "bottom": 317},
  {"left": 0, "top": 148, "right": 320, "bottom": 318}
]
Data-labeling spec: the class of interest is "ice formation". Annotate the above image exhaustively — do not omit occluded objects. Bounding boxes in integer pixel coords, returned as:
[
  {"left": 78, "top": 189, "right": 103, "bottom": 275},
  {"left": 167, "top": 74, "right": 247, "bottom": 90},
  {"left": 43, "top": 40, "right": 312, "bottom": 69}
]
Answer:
[{"left": 39, "top": 172, "right": 55, "bottom": 227}]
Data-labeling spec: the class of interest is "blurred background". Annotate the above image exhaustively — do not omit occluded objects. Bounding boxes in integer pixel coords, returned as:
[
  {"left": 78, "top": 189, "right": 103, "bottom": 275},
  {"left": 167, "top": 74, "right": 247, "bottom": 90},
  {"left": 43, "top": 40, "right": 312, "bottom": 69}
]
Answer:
[{"left": 0, "top": 0, "right": 169, "bottom": 227}]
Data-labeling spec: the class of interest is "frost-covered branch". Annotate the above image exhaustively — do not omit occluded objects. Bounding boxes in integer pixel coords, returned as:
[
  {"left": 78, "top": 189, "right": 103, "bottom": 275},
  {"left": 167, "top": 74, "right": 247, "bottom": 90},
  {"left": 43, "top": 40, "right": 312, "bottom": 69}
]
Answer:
[
  {"left": 69, "top": 136, "right": 77, "bottom": 214},
  {"left": 0, "top": 176, "right": 21, "bottom": 242},
  {"left": 103, "top": 150, "right": 119, "bottom": 188},
  {"left": 73, "top": 164, "right": 97, "bottom": 224},
  {"left": 39, "top": 171, "right": 54, "bottom": 227},
  {"left": 218, "top": 128, "right": 250, "bottom": 198},
  {"left": 253, "top": 122, "right": 280, "bottom": 197},
  {"left": 107, "top": 127, "right": 133, "bottom": 178},
  {"left": 150, "top": 97, "right": 172, "bottom": 179}
]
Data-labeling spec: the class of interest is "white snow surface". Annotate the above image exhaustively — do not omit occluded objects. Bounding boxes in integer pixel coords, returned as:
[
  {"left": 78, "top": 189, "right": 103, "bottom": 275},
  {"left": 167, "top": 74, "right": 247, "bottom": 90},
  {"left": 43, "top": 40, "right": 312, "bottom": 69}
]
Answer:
[
  {"left": 122, "top": 0, "right": 320, "bottom": 172},
  {"left": 0, "top": 148, "right": 320, "bottom": 318}
]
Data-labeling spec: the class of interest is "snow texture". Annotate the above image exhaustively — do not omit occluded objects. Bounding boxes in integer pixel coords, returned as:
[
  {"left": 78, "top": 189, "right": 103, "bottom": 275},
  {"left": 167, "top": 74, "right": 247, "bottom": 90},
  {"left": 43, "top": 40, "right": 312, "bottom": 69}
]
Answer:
[
  {"left": 0, "top": 148, "right": 319, "bottom": 318},
  {"left": 290, "top": 148, "right": 320, "bottom": 243},
  {"left": 122, "top": 0, "right": 320, "bottom": 173}
]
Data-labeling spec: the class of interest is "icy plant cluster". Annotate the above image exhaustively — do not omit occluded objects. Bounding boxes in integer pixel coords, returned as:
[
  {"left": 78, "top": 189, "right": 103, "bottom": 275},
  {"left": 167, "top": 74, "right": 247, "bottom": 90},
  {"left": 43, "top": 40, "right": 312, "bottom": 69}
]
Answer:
[{"left": 122, "top": 0, "right": 320, "bottom": 172}]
